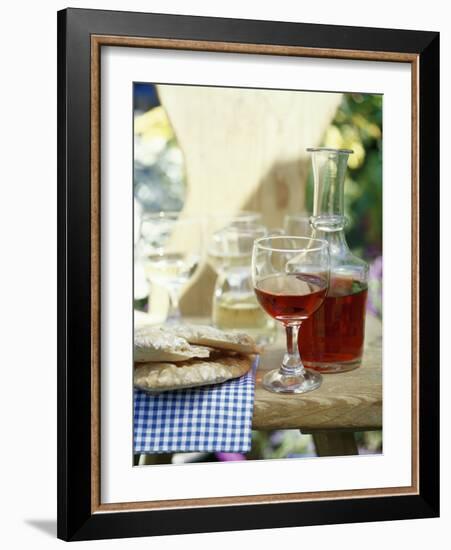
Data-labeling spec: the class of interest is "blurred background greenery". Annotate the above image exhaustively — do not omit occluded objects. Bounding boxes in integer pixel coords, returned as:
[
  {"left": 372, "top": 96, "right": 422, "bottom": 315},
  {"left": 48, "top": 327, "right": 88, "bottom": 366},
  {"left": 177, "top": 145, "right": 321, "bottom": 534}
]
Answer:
[{"left": 133, "top": 85, "right": 383, "bottom": 464}]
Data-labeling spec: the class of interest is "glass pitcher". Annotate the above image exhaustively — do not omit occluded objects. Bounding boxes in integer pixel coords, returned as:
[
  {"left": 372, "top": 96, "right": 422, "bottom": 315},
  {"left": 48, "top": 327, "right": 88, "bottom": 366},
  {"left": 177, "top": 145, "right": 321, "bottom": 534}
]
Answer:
[
  {"left": 207, "top": 224, "right": 276, "bottom": 345},
  {"left": 298, "top": 148, "right": 369, "bottom": 373}
]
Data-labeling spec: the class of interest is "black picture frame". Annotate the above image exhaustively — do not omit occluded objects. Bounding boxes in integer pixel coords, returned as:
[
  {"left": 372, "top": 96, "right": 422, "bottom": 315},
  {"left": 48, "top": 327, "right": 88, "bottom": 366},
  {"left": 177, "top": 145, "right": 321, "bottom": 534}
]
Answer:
[{"left": 57, "top": 7, "right": 439, "bottom": 541}]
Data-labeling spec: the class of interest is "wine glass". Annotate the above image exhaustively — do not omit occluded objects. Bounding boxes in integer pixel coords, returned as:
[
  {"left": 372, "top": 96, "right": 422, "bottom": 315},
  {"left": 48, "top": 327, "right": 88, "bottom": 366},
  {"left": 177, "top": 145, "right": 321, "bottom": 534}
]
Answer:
[
  {"left": 252, "top": 236, "right": 329, "bottom": 394},
  {"left": 208, "top": 211, "right": 263, "bottom": 236},
  {"left": 139, "top": 212, "right": 203, "bottom": 322},
  {"left": 207, "top": 223, "right": 267, "bottom": 274}
]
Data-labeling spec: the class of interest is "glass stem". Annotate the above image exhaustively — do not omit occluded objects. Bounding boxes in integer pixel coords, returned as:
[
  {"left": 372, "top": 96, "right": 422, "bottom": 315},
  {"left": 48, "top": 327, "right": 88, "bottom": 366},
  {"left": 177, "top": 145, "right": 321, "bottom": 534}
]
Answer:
[
  {"left": 167, "top": 288, "right": 182, "bottom": 323},
  {"left": 281, "top": 323, "right": 304, "bottom": 376}
]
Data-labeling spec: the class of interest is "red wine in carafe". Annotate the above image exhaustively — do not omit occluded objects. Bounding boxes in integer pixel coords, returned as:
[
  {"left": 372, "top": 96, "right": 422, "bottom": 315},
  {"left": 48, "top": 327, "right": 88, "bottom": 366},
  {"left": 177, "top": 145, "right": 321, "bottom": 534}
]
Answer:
[
  {"left": 305, "top": 147, "right": 370, "bottom": 373},
  {"left": 298, "top": 276, "right": 367, "bottom": 371}
]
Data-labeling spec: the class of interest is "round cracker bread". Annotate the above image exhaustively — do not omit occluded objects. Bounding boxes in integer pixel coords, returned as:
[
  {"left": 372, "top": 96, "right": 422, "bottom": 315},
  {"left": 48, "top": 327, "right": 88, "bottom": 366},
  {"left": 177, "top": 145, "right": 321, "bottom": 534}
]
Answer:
[
  {"left": 134, "top": 354, "right": 253, "bottom": 392},
  {"left": 167, "top": 324, "right": 259, "bottom": 354},
  {"left": 134, "top": 326, "right": 211, "bottom": 362}
]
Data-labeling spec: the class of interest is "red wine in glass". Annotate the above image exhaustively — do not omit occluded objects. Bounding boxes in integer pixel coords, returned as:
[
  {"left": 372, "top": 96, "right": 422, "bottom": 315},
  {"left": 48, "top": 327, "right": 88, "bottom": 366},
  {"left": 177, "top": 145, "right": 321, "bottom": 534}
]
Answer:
[
  {"left": 252, "top": 235, "right": 329, "bottom": 394},
  {"left": 254, "top": 273, "right": 327, "bottom": 324}
]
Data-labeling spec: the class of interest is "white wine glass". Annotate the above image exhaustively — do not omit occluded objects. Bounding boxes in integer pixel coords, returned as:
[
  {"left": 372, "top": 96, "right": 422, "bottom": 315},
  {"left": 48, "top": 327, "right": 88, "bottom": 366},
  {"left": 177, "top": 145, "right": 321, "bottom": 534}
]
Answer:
[{"left": 139, "top": 212, "right": 203, "bottom": 322}]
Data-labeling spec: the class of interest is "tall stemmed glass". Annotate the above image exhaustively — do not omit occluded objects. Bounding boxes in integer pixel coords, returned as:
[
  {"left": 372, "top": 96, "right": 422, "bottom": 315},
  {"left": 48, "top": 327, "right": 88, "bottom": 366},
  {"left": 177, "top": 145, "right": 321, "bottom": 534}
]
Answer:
[
  {"left": 252, "top": 236, "right": 329, "bottom": 394},
  {"left": 139, "top": 212, "right": 203, "bottom": 323}
]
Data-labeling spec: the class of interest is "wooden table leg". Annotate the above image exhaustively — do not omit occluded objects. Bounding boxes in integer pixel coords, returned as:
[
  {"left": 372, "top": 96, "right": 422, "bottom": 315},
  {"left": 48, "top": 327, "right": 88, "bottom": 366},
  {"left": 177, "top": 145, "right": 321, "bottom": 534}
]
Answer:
[
  {"left": 312, "top": 432, "right": 359, "bottom": 457},
  {"left": 138, "top": 453, "right": 173, "bottom": 465}
]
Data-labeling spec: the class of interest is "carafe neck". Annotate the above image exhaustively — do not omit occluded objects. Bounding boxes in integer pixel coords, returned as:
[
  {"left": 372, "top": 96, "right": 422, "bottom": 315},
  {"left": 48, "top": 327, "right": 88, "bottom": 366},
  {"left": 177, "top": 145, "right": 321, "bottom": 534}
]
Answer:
[
  {"left": 308, "top": 147, "right": 352, "bottom": 233},
  {"left": 318, "top": 228, "right": 349, "bottom": 255}
]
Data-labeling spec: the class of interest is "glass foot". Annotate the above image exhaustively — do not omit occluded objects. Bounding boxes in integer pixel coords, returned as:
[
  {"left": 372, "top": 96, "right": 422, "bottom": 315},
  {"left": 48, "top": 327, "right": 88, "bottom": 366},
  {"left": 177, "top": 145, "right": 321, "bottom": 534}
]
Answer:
[{"left": 262, "top": 368, "right": 322, "bottom": 394}]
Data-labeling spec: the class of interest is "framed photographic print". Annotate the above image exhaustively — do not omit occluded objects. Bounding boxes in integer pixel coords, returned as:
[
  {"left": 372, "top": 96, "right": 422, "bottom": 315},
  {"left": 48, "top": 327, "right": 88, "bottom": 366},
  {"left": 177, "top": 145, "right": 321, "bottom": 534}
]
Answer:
[{"left": 57, "top": 7, "right": 440, "bottom": 541}]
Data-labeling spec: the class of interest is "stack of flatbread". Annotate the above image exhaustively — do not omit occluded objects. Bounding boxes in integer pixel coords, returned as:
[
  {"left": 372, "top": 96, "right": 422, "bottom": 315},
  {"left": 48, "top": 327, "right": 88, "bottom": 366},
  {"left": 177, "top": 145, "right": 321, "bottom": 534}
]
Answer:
[{"left": 134, "top": 324, "right": 259, "bottom": 392}]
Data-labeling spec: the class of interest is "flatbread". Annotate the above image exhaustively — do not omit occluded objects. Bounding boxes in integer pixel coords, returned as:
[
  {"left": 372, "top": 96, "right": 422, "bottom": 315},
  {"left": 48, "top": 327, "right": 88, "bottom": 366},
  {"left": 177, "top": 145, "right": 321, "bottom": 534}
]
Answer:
[
  {"left": 134, "top": 326, "right": 211, "bottom": 363},
  {"left": 134, "top": 354, "right": 253, "bottom": 392},
  {"left": 168, "top": 324, "right": 259, "bottom": 354}
]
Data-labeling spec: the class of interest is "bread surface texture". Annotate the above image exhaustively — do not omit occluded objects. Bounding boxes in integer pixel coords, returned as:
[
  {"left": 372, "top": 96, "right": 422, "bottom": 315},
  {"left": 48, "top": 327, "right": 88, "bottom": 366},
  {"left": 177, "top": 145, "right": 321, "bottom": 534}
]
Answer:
[
  {"left": 134, "top": 354, "right": 253, "bottom": 392},
  {"left": 134, "top": 326, "right": 211, "bottom": 362},
  {"left": 167, "top": 324, "right": 259, "bottom": 354}
]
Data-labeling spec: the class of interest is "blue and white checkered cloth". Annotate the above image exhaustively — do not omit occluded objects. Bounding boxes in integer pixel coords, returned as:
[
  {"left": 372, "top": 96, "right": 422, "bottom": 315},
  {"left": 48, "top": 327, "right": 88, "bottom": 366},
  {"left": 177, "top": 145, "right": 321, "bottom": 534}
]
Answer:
[{"left": 134, "top": 361, "right": 257, "bottom": 453}]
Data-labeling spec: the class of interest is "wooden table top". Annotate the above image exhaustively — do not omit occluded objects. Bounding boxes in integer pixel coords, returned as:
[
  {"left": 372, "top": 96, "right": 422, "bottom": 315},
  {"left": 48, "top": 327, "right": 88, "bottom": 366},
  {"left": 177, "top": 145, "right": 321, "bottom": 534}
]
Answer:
[
  {"left": 252, "top": 314, "right": 382, "bottom": 432},
  {"left": 134, "top": 310, "right": 382, "bottom": 433}
]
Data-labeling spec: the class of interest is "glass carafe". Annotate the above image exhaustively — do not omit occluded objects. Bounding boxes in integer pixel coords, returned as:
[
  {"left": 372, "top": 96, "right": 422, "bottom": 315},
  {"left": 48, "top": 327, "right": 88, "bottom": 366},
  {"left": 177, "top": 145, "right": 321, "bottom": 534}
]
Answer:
[{"left": 298, "top": 148, "right": 369, "bottom": 373}]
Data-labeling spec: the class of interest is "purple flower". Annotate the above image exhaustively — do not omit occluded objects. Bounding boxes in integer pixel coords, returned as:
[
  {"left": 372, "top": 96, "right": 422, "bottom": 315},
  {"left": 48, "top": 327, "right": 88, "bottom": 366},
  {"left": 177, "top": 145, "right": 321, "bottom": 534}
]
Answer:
[
  {"left": 369, "top": 255, "right": 383, "bottom": 280},
  {"left": 269, "top": 431, "right": 286, "bottom": 446},
  {"left": 367, "top": 256, "right": 382, "bottom": 318},
  {"left": 215, "top": 452, "right": 246, "bottom": 462}
]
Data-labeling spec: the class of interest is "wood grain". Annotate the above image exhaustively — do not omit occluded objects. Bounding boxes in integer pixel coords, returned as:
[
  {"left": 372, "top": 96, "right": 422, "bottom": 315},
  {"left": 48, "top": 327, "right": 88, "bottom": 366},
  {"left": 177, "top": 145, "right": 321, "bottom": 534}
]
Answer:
[
  {"left": 410, "top": 55, "right": 420, "bottom": 495},
  {"left": 92, "top": 35, "right": 417, "bottom": 63},
  {"left": 90, "top": 35, "right": 101, "bottom": 513},
  {"left": 96, "top": 482, "right": 417, "bottom": 513},
  {"left": 253, "top": 315, "right": 382, "bottom": 431}
]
